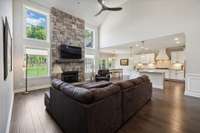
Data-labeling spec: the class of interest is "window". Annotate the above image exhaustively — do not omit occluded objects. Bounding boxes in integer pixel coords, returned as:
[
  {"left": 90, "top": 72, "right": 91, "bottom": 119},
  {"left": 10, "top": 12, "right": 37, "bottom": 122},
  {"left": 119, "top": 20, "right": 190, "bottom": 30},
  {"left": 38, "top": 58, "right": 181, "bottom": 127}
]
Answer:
[
  {"left": 85, "top": 55, "right": 95, "bottom": 80},
  {"left": 84, "top": 28, "right": 95, "bottom": 49},
  {"left": 24, "top": 6, "right": 49, "bottom": 41},
  {"left": 99, "top": 58, "right": 115, "bottom": 69},
  {"left": 85, "top": 55, "right": 95, "bottom": 73},
  {"left": 25, "top": 48, "right": 49, "bottom": 78}
]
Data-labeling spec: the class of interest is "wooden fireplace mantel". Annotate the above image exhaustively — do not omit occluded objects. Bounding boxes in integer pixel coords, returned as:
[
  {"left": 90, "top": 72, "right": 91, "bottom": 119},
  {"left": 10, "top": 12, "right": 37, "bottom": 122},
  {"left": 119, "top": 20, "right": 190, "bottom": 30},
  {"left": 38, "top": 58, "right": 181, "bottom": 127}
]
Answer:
[{"left": 55, "top": 59, "right": 84, "bottom": 64}]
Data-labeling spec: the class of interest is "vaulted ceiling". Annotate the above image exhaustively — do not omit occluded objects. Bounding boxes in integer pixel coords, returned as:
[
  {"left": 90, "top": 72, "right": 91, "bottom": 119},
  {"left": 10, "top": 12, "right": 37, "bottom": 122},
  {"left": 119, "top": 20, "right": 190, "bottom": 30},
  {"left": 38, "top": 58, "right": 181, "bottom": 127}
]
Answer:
[{"left": 30, "top": 0, "right": 128, "bottom": 26}]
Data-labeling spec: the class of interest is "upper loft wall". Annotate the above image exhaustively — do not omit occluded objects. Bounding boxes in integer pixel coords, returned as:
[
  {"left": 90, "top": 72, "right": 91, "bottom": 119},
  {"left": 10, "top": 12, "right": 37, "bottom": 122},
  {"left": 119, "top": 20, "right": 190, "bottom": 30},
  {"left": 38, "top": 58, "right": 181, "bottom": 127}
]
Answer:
[
  {"left": 100, "top": 0, "right": 200, "bottom": 48},
  {"left": 100, "top": 0, "right": 200, "bottom": 74}
]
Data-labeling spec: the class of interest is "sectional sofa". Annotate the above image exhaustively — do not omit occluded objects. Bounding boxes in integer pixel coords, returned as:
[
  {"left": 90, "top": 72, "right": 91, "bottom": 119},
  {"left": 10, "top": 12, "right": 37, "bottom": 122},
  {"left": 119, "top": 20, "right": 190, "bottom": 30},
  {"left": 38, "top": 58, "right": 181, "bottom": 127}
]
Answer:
[{"left": 45, "top": 75, "right": 152, "bottom": 133}]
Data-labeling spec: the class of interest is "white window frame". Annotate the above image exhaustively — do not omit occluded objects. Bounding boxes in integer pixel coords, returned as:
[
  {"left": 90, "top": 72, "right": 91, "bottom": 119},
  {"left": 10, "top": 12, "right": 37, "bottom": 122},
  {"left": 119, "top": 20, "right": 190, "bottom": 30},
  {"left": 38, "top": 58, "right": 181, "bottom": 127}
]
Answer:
[
  {"left": 25, "top": 47, "right": 50, "bottom": 79},
  {"left": 23, "top": 5, "right": 50, "bottom": 43},
  {"left": 85, "top": 55, "right": 96, "bottom": 73},
  {"left": 85, "top": 27, "right": 95, "bottom": 49}
]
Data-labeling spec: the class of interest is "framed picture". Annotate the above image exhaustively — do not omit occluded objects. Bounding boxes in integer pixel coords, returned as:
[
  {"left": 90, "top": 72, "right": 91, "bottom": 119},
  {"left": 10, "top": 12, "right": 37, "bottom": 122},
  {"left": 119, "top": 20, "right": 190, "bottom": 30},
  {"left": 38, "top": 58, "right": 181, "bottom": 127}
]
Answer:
[
  {"left": 120, "top": 59, "right": 129, "bottom": 66},
  {"left": 6, "top": 17, "right": 13, "bottom": 72},
  {"left": 3, "top": 17, "right": 12, "bottom": 80},
  {"left": 3, "top": 17, "right": 7, "bottom": 80}
]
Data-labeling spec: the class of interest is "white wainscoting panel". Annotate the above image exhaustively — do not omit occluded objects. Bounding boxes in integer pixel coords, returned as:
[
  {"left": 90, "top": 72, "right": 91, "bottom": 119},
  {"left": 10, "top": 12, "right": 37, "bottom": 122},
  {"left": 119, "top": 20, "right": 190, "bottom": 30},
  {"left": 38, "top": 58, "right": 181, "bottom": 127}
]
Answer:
[{"left": 185, "top": 73, "right": 200, "bottom": 98}]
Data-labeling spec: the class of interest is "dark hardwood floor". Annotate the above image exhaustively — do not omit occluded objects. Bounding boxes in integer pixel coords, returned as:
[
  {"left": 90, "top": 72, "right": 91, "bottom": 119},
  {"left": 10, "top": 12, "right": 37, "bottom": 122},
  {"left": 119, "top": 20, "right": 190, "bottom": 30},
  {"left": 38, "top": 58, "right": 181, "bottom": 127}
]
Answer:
[{"left": 10, "top": 81, "right": 200, "bottom": 133}]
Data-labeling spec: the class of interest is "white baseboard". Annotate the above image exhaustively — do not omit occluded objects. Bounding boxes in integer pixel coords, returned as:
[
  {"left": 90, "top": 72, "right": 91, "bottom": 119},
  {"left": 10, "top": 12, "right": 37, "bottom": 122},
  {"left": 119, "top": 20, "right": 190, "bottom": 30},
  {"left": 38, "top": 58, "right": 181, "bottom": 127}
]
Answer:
[
  {"left": 185, "top": 73, "right": 200, "bottom": 98},
  {"left": 185, "top": 91, "right": 200, "bottom": 98},
  {"left": 6, "top": 92, "right": 14, "bottom": 133},
  {"left": 14, "top": 84, "right": 51, "bottom": 94}
]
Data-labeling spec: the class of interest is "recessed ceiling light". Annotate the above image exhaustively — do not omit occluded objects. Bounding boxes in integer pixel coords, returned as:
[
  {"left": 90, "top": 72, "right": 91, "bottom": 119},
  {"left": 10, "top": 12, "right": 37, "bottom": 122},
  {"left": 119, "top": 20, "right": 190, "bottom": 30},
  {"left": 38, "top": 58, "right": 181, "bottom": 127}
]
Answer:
[
  {"left": 176, "top": 41, "right": 181, "bottom": 44},
  {"left": 174, "top": 37, "right": 179, "bottom": 41},
  {"left": 136, "top": 44, "right": 139, "bottom": 47},
  {"left": 145, "top": 48, "right": 149, "bottom": 50}
]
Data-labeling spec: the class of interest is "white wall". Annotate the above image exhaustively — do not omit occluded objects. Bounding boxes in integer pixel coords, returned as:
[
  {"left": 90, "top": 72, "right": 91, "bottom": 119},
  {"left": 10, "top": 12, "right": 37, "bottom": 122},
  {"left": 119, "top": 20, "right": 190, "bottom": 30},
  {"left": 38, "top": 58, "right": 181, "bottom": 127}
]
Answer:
[
  {"left": 115, "top": 54, "right": 133, "bottom": 70},
  {"left": 0, "top": 0, "right": 14, "bottom": 132},
  {"left": 13, "top": 0, "right": 51, "bottom": 92},
  {"left": 100, "top": 0, "right": 200, "bottom": 98}
]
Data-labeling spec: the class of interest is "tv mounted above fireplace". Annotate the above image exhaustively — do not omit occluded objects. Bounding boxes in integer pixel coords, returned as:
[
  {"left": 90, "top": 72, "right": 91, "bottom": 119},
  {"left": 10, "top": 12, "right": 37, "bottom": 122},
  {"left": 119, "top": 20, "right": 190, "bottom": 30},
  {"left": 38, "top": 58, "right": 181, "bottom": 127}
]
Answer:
[{"left": 60, "top": 44, "right": 82, "bottom": 59}]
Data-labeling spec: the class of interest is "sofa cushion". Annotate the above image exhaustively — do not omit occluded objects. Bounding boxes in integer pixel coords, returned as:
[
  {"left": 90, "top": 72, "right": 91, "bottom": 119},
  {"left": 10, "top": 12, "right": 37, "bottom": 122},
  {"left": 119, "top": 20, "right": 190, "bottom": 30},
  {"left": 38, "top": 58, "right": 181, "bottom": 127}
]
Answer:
[
  {"left": 129, "top": 75, "right": 150, "bottom": 85},
  {"left": 61, "top": 82, "right": 120, "bottom": 104},
  {"left": 140, "top": 75, "right": 150, "bottom": 82},
  {"left": 52, "top": 79, "right": 64, "bottom": 90},
  {"left": 90, "top": 84, "right": 120, "bottom": 101},
  {"left": 114, "top": 80, "right": 134, "bottom": 90},
  {"left": 60, "top": 83, "right": 74, "bottom": 90},
  {"left": 62, "top": 85, "right": 94, "bottom": 104},
  {"left": 81, "top": 81, "right": 112, "bottom": 89},
  {"left": 130, "top": 77, "right": 144, "bottom": 85}
]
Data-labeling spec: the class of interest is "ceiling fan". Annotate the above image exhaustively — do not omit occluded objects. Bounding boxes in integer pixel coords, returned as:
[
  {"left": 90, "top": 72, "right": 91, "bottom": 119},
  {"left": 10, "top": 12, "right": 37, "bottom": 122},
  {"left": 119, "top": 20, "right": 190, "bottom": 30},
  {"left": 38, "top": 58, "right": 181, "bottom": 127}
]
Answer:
[{"left": 95, "top": 0, "right": 123, "bottom": 16}]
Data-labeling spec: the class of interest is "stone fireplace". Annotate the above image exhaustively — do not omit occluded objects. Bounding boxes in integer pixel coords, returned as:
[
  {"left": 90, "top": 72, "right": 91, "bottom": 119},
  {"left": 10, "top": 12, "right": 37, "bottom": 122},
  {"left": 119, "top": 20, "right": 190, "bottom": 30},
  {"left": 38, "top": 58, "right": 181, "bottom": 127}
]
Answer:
[
  {"left": 51, "top": 7, "right": 85, "bottom": 81},
  {"left": 61, "top": 71, "right": 79, "bottom": 83}
]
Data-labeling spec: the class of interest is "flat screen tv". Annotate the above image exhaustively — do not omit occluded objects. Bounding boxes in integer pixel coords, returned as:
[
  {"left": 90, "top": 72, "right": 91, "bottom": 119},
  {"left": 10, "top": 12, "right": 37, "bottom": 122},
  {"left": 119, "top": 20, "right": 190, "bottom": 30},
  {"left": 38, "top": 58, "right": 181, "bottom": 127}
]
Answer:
[{"left": 60, "top": 44, "right": 82, "bottom": 59}]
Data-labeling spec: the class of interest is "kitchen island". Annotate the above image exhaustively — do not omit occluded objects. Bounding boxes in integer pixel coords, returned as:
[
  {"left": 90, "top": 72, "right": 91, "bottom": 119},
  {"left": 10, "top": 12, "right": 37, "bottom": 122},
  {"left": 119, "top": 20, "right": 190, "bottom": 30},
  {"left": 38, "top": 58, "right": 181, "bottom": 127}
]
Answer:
[{"left": 139, "top": 70, "right": 165, "bottom": 89}]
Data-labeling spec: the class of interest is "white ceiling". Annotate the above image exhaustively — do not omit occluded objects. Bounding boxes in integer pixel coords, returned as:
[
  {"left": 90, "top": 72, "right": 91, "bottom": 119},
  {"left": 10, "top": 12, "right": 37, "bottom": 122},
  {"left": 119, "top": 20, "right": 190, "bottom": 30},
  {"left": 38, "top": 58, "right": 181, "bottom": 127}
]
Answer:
[
  {"left": 30, "top": 0, "right": 128, "bottom": 26},
  {"left": 100, "top": 33, "right": 186, "bottom": 54}
]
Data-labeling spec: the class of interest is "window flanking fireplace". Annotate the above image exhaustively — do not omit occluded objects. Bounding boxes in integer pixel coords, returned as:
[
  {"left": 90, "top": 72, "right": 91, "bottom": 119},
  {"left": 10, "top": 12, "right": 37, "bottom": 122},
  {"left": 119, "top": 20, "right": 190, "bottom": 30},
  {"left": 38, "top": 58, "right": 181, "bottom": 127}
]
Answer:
[{"left": 61, "top": 71, "right": 79, "bottom": 83}]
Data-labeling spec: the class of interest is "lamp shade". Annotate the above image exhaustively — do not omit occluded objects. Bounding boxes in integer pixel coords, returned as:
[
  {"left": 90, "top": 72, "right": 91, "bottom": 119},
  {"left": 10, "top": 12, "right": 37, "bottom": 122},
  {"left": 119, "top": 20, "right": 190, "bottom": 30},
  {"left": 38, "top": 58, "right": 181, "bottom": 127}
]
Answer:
[{"left": 52, "top": 64, "right": 63, "bottom": 74}]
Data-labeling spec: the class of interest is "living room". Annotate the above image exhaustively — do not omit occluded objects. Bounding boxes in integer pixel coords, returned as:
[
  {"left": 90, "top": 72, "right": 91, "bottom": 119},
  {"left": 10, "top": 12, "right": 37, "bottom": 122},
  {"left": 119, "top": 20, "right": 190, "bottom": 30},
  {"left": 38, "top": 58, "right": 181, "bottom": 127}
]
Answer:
[{"left": 1, "top": 0, "right": 200, "bottom": 133}]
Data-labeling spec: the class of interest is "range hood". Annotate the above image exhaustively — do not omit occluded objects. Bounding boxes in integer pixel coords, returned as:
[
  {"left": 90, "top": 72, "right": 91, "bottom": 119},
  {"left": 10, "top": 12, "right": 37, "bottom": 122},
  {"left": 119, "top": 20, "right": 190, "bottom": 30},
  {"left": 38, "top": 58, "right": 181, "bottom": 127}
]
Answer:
[{"left": 156, "top": 49, "right": 169, "bottom": 60}]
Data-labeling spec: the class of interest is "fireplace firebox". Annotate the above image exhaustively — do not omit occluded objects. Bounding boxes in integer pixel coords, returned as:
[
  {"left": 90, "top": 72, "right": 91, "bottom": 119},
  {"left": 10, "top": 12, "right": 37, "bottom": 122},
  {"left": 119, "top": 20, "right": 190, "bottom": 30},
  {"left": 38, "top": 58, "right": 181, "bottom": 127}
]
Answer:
[{"left": 61, "top": 71, "right": 79, "bottom": 83}]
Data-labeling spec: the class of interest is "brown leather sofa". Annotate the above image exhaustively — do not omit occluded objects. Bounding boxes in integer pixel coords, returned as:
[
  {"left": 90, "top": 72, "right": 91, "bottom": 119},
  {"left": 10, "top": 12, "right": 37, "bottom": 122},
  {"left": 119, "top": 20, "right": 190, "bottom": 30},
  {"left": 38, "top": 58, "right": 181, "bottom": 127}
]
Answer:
[
  {"left": 45, "top": 75, "right": 152, "bottom": 133},
  {"left": 46, "top": 79, "right": 122, "bottom": 133}
]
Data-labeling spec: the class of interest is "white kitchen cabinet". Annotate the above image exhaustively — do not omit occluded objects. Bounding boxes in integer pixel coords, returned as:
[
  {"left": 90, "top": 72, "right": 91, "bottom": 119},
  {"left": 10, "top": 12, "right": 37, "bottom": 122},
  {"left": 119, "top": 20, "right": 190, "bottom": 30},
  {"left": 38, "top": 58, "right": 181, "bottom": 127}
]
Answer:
[
  {"left": 151, "top": 54, "right": 155, "bottom": 63},
  {"left": 165, "top": 70, "right": 170, "bottom": 79},
  {"left": 167, "top": 70, "right": 185, "bottom": 81},
  {"left": 133, "top": 55, "right": 140, "bottom": 64},
  {"left": 134, "top": 53, "right": 155, "bottom": 64},
  {"left": 141, "top": 55, "right": 147, "bottom": 64},
  {"left": 174, "top": 70, "right": 185, "bottom": 80},
  {"left": 171, "top": 51, "right": 185, "bottom": 64},
  {"left": 141, "top": 69, "right": 185, "bottom": 81}
]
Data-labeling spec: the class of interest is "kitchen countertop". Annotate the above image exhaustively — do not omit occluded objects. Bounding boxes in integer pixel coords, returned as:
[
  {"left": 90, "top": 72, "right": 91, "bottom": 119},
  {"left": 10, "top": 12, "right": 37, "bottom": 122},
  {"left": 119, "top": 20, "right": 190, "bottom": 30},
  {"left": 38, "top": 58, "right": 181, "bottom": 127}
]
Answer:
[
  {"left": 139, "top": 68, "right": 184, "bottom": 72},
  {"left": 139, "top": 70, "right": 165, "bottom": 74}
]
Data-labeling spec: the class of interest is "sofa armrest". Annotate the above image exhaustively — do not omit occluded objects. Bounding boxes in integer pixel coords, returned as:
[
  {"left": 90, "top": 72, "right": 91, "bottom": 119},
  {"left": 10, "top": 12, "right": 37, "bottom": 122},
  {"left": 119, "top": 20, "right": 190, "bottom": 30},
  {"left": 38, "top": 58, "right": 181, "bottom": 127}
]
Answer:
[
  {"left": 95, "top": 74, "right": 101, "bottom": 77},
  {"left": 49, "top": 87, "right": 89, "bottom": 133},
  {"left": 106, "top": 74, "right": 110, "bottom": 78}
]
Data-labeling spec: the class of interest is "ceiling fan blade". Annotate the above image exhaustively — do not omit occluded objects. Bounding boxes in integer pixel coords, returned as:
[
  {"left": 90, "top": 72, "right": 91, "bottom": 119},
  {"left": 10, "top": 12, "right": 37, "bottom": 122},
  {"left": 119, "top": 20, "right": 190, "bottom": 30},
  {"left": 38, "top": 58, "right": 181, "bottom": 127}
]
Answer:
[
  {"left": 97, "top": 0, "right": 104, "bottom": 7},
  {"left": 95, "top": 0, "right": 123, "bottom": 16},
  {"left": 95, "top": 9, "right": 104, "bottom": 16},
  {"left": 106, "top": 7, "right": 122, "bottom": 11}
]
